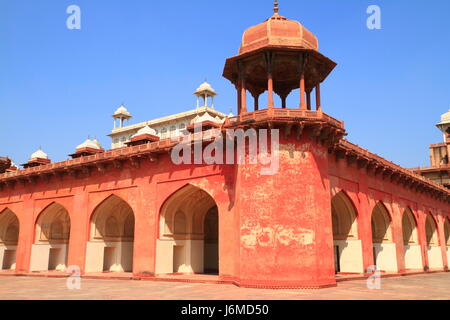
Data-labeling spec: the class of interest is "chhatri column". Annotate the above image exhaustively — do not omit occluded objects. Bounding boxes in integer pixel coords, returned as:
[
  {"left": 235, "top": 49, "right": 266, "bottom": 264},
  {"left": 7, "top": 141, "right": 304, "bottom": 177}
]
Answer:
[
  {"left": 241, "top": 76, "right": 247, "bottom": 113},
  {"left": 253, "top": 93, "right": 260, "bottom": 111},
  {"left": 281, "top": 94, "right": 287, "bottom": 109},
  {"left": 306, "top": 91, "right": 311, "bottom": 110},
  {"left": 266, "top": 52, "right": 274, "bottom": 109},
  {"left": 299, "top": 72, "right": 306, "bottom": 110},
  {"left": 236, "top": 81, "right": 242, "bottom": 115},
  {"left": 316, "top": 84, "right": 321, "bottom": 111}
]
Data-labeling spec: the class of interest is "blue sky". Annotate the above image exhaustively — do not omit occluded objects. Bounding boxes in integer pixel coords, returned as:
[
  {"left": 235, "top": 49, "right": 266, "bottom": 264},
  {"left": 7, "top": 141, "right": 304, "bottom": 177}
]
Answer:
[{"left": 1, "top": 0, "right": 450, "bottom": 168}]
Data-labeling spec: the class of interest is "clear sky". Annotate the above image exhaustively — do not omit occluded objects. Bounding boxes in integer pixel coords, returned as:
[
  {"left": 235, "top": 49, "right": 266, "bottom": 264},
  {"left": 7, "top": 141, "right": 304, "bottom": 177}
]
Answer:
[{"left": 1, "top": 0, "right": 450, "bottom": 168}]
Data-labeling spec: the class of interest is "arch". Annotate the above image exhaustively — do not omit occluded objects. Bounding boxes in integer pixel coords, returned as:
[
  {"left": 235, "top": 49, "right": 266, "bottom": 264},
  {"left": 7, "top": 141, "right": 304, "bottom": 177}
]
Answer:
[
  {"left": 30, "top": 203, "right": 70, "bottom": 272},
  {"left": 371, "top": 201, "right": 397, "bottom": 272},
  {"left": 35, "top": 203, "right": 70, "bottom": 244},
  {"left": 331, "top": 191, "right": 358, "bottom": 240},
  {"left": 402, "top": 207, "right": 423, "bottom": 270},
  {"left": 371, "top": 202, "right": 392, "bottom": 243},
  {"left": 425, "top": 213, "right": 443, "bottom": 269},
  {"left": 330, "top": 191, "right": 363, "bottom": 273},
  {"left": 0, "top": 209, "right": 20, "bottom": 270},
  {"left": 402, "top": 207, "right": 418, "bottom": 245},
  {"left": 90, "top": 194, "right": 135, "bottom": 241},
  {"left": 85, "top": 194, "right": 135, "bottom": 273},
  {"left": 425, "top": 213, "right": 439, "bottom": 246},
  {"left": 445, "top": 218, "right": 450, "bottom": 247},
  {"left": 156, "top": 184, "right": 219, "bottom": 275},
  {"left": 0, "top": 208, "right": 19, "bottom": 245}
]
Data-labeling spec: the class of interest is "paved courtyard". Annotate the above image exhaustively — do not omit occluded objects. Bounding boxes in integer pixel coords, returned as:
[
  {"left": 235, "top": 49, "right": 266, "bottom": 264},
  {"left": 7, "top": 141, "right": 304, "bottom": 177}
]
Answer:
[{"left": 0, "top": 273, "right": 449, "bottom": 300}]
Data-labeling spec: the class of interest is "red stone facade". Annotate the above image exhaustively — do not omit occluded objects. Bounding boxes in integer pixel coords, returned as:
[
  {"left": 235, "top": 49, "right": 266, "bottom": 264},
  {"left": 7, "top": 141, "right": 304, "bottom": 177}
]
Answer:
[{"left": 0, "top": 9, "right": 449, "bottom": 289}]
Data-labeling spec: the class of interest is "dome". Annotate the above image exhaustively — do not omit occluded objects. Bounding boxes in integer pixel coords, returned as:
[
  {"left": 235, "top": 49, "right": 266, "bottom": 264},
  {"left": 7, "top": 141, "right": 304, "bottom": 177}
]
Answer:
[
  {"left": 195, "top": 81, "right": 216, "bottom": 94},
  {"left": 92, "top": 138, "right": 101, "bottom": 148},
  {"left": 113, "top": 105, "right": 131, "bottom": 116},
  {"left": 438, "top": 109, "right": 450, "bottom": 125},
  {"left": 76, "top": 138, "right": 101, "bottom": 150},
  {"left": 132, "top": 125, "right": 157, "bottom": 138},
  {"left": 193, "top": 113, "right": 223, "bottom": 124},
  {"left": 31, "top": 148, "right": 48, "bottom": 159},
  {"left": 239, "top": 13, "right": 318, "bottom": 55}
]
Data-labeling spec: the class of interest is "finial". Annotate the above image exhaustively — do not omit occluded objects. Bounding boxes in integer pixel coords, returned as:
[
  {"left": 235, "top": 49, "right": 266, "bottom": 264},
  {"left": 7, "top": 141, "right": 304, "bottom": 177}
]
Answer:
[{"left": 274, "top": 0, "right": 279, "bottom": 15}]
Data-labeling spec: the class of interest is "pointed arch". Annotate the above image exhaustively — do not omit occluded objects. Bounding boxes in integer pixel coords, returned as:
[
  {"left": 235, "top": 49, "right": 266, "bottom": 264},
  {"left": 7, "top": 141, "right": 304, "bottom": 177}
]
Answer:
[
  {"left": 402, "top": 207, "right": 418, "bottom": 245},
  {"left": 0, "top": 208, "right": 19, "bottom": 245},
  {"left": 425, "top": 213, "right": 439, "bottom": 246},
  {"left": 371, "top": 201, "right": 392, "bottom": 243},
  {"left": 35, "top": 202, "right": 70, "bottom": 244},
  {"left": 331, "top": 191, "right": 358, "bottom": 240},
  {"left": 30, "top": 203, "right": 70, "bottom": 272},
  {"left": 85, "top": 194, "right": 135, "bottom": 273},
  {"left": 159, "top": 183, "right": 216, "bottom": 238},
  {"left": 157, "top": 183, "right": 219, "bottom": 275},
  {"left": 90, "top": 194, "right": 135, "bottom": 241},
  {"left": 0, "top": 208, "right": 19, "bottom": 270}
]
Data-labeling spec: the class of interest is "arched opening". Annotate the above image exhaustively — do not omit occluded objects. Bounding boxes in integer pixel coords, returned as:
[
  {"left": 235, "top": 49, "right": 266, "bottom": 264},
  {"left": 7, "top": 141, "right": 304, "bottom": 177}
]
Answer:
[
  {"left": 30, "top": 203, "right": 70, "bottom": 272},
  {"left": 445, "top": 219, "right": 450, "bottom": 266},
  {"left": 425, "top": 213, "right": 443, "bottom": 269},
  {"left": 402, "top": 208, "right": 422, "bottom": 270},
  {"left": 85, "top": 195, "right": 135, "bottom": 273},
  {"left": 0, "top": 209, "right": 19, "bottom": 270},
  {"left": 371, "top": 202, "right": 397, "bottom": 272},
  {"left": 156, "top": 184, "right": 219, "bottom": 275},
  {"left": 331, "top": 191, "right": 363, "bottom": 273}
]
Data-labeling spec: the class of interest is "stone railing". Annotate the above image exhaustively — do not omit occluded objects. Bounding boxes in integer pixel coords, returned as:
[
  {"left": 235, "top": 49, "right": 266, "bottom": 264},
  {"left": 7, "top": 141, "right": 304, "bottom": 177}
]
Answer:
[{"left": 227, "top": 108, "right": 344, "bottom": 129}]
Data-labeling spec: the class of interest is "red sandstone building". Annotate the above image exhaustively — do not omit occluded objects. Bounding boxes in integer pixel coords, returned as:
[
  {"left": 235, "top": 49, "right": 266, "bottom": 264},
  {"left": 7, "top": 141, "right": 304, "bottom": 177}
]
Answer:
[{"left": 0, "top": 5, "right": 449, "bottom": 289}]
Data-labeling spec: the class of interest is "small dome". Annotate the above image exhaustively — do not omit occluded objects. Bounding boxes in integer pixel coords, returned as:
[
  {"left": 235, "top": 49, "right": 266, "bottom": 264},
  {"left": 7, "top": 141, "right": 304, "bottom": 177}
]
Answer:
[
  {"left": 438, "top": 109, "right": 450, "bottom": 125},
  {"left": 193, "top": 113, "right": 222, "bottom": 124},
  {"left": 239, "top": 13, "right": 318, "bottom": 55},
  {"left": 195, "top": 81, "right": 216, "bottom": 94},
  {"left": 132, "top": 125, "right": 157, "bottom": 138},
  {"left": 114, "top": 105, "right": 131, "bottom": 116},
  {"left": 31, "top": 148, "right": 48, "bottom": 159},
  {"left": 92, "top": 138, "right": 101, "bottom": 148},
  {"left": 76, "top": 138, "right": 101, "bottom": 150}
]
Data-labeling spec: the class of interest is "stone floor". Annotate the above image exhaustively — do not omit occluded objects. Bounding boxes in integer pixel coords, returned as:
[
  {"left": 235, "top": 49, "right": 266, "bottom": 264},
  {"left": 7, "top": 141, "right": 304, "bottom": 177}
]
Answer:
[{"left": 0, "top": 272, "right": 449, "bottom": 300}]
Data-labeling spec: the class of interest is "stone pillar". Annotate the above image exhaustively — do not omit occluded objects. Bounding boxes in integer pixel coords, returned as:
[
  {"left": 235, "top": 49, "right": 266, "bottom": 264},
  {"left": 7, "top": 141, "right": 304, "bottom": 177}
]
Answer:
[
  {"left": 316, "top": 84, "right": 321, "bottom": 111},
  {"left": 281, "top": 94, "right": 287, "bottom": 109},
  {"left": 15, "top": 198, "right": 35, "bottom": 273},
  {"left": 268, "top": 73, "right": 274, "bottom": 109},
  {"left": 417, "top": 206, "right": 429, "bottom": 270},
  {"left": 391, "top": 199, "right": 406, "bottom": 272},
  {"left": 241, "top": 78, "right": 247, "bottom": 113},
  {"left": 253, "top": 94, "right": 259, "bottom": 111},
  {"left": 237, "top": 82, "right": 242, "bottom": 115},
  {"left": 356, "top": 172, "right": 375, "bottom": 272},
  {"left": 299, "top": 73, "right": 306, "bottom": 110},
  {"left": 437, "top": 214, "right": 449, "bottom": 269},
  {"left": 306, "top": 91, "right": 311, "bottom": 110}
]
